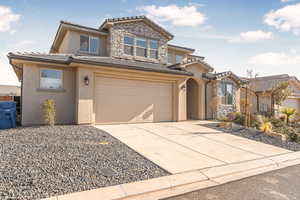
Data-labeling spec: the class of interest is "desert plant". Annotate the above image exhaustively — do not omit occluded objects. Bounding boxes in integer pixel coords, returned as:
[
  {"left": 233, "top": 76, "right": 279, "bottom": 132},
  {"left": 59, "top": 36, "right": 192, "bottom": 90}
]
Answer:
[
  {"left": 233, "top": 112, "right": 246, "bottom": 125},
  {"left": 281, "top": 107, "right": 296, "bottom": 125},
  {"left": 42, "top": 99, "right": 56, "bottom": 126},
  {"left": 256, "top": 115, "right": 272, "bottom": 133},
  {"left": 269, "top": 117, "right": 285, "bottom": 128}
]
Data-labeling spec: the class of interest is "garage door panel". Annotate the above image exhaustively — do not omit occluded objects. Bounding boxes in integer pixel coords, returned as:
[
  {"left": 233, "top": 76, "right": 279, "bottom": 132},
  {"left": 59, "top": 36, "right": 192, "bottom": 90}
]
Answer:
[{"left": 95, "top": 76, "right": 173, "bottom": 124}]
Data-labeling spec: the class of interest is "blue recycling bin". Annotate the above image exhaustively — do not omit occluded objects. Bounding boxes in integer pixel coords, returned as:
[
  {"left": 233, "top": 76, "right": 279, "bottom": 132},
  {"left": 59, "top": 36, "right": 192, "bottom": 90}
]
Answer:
[{"left": 0, "top": 101, "right": 16, "bottom": 129}]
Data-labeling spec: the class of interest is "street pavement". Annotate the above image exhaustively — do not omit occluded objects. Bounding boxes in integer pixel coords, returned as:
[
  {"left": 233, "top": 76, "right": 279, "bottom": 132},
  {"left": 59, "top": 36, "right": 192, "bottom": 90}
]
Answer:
[{"left": 163, "top": 164, "right": 300, "bottom": 200}]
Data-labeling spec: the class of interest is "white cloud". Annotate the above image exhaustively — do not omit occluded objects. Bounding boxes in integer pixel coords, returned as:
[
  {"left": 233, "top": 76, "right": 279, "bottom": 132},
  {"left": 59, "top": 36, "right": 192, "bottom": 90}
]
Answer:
[
  {"left": 139, "top": 4, "right": 206, "bottom": 27},
  {"left": 281, "top": 0, "right": 293, "bottom": 2},
  {"left": 264, "top": 3, "right": 300, "bottom": 35},
  {"left": 228, "top": 30, "right": 273, "bottom": 43},
  {"left": 0, "top": 6, "right": 20, "bottom": 32},
  {"left": 249, "top": 51, "right": 300, "bottom": 66}
]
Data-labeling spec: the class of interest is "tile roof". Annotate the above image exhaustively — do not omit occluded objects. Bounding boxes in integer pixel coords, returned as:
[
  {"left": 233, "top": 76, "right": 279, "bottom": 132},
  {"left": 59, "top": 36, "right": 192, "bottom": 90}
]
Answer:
[
  {"left": 172, "top": 57, "right": 214, "bottom": 72},
  {"left": 168, "top": 44, "right": 195, "bottom": 52},
  {"left": 202, "top": 71, "right": 245, "bottom": 84},
  {"left": 8, "top": 52, "right": 193, "bottom": 76},
  {"left": 248, "top": 74, "right": 300, "bottom": 92}
]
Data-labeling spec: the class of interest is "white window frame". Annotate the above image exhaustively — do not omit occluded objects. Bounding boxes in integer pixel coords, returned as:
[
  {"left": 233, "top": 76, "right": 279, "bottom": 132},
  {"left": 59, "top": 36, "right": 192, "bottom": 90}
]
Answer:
[
  {"left": 124, "top": 36, "right": 134, "bottom": 56},
  {"left": 149, "top": 39, "right": 159, "bottom": 59},
  {"left": 79, "top": 35, "right": 99, "bottom": 54},
  {"left": 135, "top": 37, "right": 148, "bottom": 58},
  {"left": 39, "top": 68, "right": 64, "bottom": 90},
  {"left": 123, "top": 36, "right": 159, "bottom": 59}
]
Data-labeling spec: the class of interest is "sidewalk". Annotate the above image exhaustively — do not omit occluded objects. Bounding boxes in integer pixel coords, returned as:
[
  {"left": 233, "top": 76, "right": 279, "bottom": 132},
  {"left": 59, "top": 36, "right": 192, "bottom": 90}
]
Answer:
[{"left": 44, "top": 151, "right": 300, "bottom": 200}]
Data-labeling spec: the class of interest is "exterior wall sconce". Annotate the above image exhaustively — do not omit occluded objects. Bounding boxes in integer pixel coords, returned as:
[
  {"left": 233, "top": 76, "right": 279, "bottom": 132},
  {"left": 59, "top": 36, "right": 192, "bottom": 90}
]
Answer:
[
  {"left": 84, "top": 76, "right": 89, "bottom": 86},
  {"left": 181, "top": 84, "right": 186, "bottom": 90}
]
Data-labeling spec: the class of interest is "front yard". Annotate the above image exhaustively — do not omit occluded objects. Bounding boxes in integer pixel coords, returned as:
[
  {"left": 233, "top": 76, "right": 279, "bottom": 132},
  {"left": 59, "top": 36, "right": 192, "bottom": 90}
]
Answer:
[{"left": 0, "top": 126, "right": 169, "bottom": 200}]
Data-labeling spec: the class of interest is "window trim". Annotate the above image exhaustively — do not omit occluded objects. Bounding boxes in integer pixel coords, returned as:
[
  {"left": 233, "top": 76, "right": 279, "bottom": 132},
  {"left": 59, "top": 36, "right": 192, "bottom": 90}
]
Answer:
[
  {"left": 124, "top": 36, "right": 134, "bottom": 56},
  {"left": 39, "top": 68, "right": 64, "bottom": 91},
  {"left": 79, "top": 34, "right": 99, "bottom": 54},
  {"left": 221, "top": 82, "right": 234, "bottom": 105},
  {"left": 123, "top": 35, "right": 159, "bottom": 59},
  {"left": 149, "top": 39, "right": 159, "bottom": 59}
]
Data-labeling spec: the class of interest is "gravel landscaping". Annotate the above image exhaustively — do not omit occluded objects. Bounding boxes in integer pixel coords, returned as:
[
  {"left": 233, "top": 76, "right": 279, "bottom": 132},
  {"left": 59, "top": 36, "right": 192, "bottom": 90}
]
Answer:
[
  {"left": 202, "top": 122, "right": 300, "bottom": 151},
  {"left": 0, "top": 125, "right": 169, "bottom": 200}
]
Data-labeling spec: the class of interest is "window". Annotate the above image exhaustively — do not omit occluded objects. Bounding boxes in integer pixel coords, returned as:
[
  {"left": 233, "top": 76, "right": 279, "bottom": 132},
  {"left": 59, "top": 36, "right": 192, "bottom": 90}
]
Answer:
[
  {"left": 124, "top": 36, "right": 134, "bottom": 55},
  {"left": 221, "top": 82, "right": 233, "bottom": 105},
  {"left": 149, "top": 40, "right": 158, "bottom": 59},
  {"left": 123, "top": 36, "right": 159, "bottom": 59},
  {"left": 80, "top": 35, "right": 99, "bottom": 54},
  {"left": 175, "top": 55, "right": 184, "bottom": 63},
  {"left": 40, "top": 69, "right": 63, "bottom": 90},
  {"left": 136, "top": 37, "right": 147, "bottom": 57}
]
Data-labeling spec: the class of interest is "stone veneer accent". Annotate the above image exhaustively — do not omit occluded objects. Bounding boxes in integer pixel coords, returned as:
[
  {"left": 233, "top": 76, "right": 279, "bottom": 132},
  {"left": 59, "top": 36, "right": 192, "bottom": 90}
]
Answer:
[
  {"left": 109, "top": 21, "right": 169, "bottom": 64},
  {"left": 214, "top": 78, "right": 238, "bottom": 119}
]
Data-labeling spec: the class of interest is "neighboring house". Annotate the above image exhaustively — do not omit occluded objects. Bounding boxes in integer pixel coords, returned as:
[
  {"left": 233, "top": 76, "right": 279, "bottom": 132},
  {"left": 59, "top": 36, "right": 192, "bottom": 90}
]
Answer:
[
  {"left": 0, "top": 85, "right": 20, "bottom": 101},
  {"left": 242, "top": 74, "right": 300, "bottom": 115},
  {"left": 8, "top": 16, "right": 244, "bottom": 126}
]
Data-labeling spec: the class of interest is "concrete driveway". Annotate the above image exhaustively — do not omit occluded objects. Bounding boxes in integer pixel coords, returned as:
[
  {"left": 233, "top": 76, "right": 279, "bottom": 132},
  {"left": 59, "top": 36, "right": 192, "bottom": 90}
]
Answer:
[{"left": 95, "top": 121, "right": 291, "bottom": 174}]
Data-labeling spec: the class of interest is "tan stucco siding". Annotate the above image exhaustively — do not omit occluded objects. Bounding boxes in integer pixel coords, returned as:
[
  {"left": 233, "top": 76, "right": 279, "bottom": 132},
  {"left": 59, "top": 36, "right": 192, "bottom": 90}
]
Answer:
[
  {"left": 167, "top": 49, "right": 188, "bottom": 64},
  {"left": 57, "top": 30, "right": 107, "bottom": 56},
  {"left": 22, "top": 64, "right": 76, "bottom": 125},
  {"left": 73, "top": 64, "right": 189, "bottom": 124}
]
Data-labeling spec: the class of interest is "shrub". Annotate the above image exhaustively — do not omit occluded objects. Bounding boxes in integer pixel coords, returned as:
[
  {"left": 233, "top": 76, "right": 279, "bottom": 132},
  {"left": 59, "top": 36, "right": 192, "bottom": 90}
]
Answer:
[
  {"left": 259, "top": 121, "right": 272, "bottom": 133},
  {"left": 269, "top": 117, "right": 285, "bottom": 128},
  {"left": 250, "top": 115, "right": 261, "bottom": 129},
  {"left": 41, "top": 99, "right": 56, "bottom": 126},
  {"left": 275, "top": 126, "right": 299, "bottom": 142},
  {"left": 233, "top": 113, "right": 245, "bottom": 125}
]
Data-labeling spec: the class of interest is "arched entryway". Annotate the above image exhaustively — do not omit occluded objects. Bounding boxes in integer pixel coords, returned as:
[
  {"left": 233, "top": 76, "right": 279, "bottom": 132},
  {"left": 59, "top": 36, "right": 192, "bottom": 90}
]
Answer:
[{"left": 187, "top": 78, "right": 199, "bottom": 120}]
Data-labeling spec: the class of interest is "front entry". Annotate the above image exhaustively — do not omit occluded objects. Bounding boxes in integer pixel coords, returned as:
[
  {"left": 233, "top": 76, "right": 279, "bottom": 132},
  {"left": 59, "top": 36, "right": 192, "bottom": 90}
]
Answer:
[{"left": 187, "top": 78, "right": 199, "bottom": 119}]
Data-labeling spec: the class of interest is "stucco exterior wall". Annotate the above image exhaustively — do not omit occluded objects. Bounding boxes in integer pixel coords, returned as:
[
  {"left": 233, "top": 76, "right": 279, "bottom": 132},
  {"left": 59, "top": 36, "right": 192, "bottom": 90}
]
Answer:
[
  {"left": 22, "top": 64, "right": 76, "bottom": 126},
  {"left": 74, "top": 65, "right": 189, "bottom": 124},
  {"left": 109, "top": 21, "right": 169, "bottom": 64},
  {"left": 167, "top": 49, "right": 188, "bottom": 64}
]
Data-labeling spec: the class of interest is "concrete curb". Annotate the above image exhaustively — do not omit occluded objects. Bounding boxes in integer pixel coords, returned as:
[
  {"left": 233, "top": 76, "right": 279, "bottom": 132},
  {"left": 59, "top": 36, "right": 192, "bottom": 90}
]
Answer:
[{"left": 43, "top": 152, "right": 300, "bottom": 200}]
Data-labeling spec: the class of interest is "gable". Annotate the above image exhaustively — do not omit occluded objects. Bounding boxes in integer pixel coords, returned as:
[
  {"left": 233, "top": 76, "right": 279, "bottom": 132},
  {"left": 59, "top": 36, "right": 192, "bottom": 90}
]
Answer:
[
  {"left": 112, "top": 21, "right": 169, "bottom": 41},
  {"left": 185, "top": 63, "right": 210, "bottom": 78}
]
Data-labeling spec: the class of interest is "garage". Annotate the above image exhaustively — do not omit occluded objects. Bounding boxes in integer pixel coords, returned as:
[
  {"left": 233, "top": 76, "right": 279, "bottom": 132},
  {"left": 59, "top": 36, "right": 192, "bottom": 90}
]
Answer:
[
  {"left": 282, "top": 98, "right": 300, "bottom": 112},
  {"left": 95, "top": 76, "right": 173, "bottom": 124}
]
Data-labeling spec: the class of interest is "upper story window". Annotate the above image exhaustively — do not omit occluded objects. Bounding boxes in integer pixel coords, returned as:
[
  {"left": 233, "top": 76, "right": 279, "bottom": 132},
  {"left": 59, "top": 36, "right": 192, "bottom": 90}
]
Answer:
[
  {"left": 221, "top": 82, "right": 233, "bottom": 105},
  {"left": 149, "top": 40, "right": 158, "bottom": 59},
  {"left": 175, "top": 55, "right": 184, "bottom": 64},
  {"left": 80, "top": 35, "right": 99, "bottom": 54},
  {"left": 123, "top": 36, "right": 159, "bottom": 59},
  {"left": 136, "top": 37, "right": 147, "bottom": 57},
  {"left": 40, "top": 69, "right": 63, "bottom": 90},
  {"left": 124, "top": 36, "right": 134, "bottom": 56}
]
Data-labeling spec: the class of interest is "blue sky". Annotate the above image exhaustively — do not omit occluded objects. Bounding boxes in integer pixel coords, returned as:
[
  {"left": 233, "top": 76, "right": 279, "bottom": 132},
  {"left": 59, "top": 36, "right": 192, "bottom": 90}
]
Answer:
[{"left": 1, "top": 0, "right": 300, "bottom": 85}]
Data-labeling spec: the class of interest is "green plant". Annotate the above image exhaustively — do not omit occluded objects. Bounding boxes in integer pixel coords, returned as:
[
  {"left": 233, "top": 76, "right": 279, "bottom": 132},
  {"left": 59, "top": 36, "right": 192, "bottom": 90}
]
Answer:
[
  {"left": 269, "top": 117, "right": 285, "bottom": 128},
  {"left": 281, "top": 107, "right": 296, "bottom": 125},
  {"left": 255, "top": 115, "right": 272, "bottom": 133},
  {"left": 233, "top": 112, "right": 246, "bottom": 125},
  {"left": 42, "top": 99, "right": 56, "bottom": 126},
  {"left": 274, "top": 126, "right": 299, "bottom": 142}
]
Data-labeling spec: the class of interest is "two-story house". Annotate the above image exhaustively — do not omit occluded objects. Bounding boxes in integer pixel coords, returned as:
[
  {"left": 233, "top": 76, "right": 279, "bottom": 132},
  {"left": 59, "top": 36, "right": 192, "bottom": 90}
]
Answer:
[{"left": 8, "top": 16, "right": 244, "bottom": 126}]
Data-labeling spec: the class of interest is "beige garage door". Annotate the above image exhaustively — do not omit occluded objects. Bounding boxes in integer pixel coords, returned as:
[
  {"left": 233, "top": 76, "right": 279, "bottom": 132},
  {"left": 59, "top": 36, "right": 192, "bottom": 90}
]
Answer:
[
  {"left": 95, "top": 76, "right": 173, "bottom": 124},
  {"left": 282, "top": 98, "right": 300, "bottom": 112}
]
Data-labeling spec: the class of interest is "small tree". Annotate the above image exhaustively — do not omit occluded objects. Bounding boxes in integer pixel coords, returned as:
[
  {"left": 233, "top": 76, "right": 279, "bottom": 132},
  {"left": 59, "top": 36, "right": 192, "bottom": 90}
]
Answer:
[
  {"left": 266, "top": 82, "right": 291, "bottom": 116},
  {"left": 281, "top": 107, "right": 296, "bottom": 125},
  {"left": 42, "top": 99, "right": 56, "bottom": 126}
]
